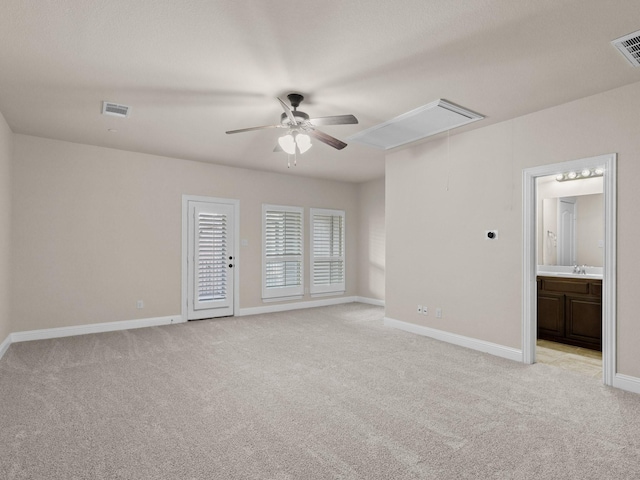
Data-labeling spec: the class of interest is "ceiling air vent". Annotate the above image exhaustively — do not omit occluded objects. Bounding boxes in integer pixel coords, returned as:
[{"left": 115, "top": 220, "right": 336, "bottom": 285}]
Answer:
[
  {"left": 347, "top": 99, "right": 483, "bottom": 150},
  {"left": 612, "top": 30, "right": 640, "bottom": 67},
  {"left": 102, "top": 101, "right": 131, "bottom": 118}
]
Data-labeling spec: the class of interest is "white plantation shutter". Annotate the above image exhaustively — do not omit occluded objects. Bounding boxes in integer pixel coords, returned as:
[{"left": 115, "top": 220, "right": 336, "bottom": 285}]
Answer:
[
  {"left": 195, "top": 211, "right": 228, "bottom": 306},
  {"left": 262, "top": 205, "right": 304, "bottom": 299},
  {"left": 310, "top": 208, "right": 345, "bottom": 295}
]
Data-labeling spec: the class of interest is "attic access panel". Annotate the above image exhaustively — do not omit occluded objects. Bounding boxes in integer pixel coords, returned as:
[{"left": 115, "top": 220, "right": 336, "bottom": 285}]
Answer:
[{"left": 348, "top": 99, "right": 483, "bottom": 150}]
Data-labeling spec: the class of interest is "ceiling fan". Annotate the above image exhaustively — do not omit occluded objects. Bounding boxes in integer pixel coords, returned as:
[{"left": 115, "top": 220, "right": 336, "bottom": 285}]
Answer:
[{"left": 225, "top": 93, "right": 358, "bottom": 156}]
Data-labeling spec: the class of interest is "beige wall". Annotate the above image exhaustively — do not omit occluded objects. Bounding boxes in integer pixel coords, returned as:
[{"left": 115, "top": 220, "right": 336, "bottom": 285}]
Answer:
[
  {"left": 386, "top": 80, "right": 640, "bottom": 378},
  {"left": 11, "top": 135, "right": 362, "bottom": 332},
  {"left": 357, "top": 178, "right": 385, "bottom": 301},
  {"left": 0, "top": 112, "right": 12, "bottom": 343}
]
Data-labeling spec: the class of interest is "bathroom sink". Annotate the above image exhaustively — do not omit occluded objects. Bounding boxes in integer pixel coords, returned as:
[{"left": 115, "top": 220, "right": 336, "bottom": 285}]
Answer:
[
  {"left": 537, "top": 266, "right": 603, "bottom": 279},
  {"left": 538, "top": 271, "right": 603, "bottom": 279}
]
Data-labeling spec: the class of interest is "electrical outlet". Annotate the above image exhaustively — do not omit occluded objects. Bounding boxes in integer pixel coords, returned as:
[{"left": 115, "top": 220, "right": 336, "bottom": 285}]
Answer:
[
  {"left": 136, "top": 300, "right": 144, "bottom": 309},
  {"left": 417, "top": 305, "right": 423, "bottom": 314},
  {"left": 422, "top": 306, "right": 428, "bottom": 316},
  {"left": 436, "top": 307, "right": 442, "bottom": 319}
]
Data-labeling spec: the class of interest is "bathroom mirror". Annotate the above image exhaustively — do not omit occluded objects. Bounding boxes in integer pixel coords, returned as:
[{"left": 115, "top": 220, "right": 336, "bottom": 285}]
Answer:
[{"left": 537, "top": 174, "right": 604, "bottom": 267}]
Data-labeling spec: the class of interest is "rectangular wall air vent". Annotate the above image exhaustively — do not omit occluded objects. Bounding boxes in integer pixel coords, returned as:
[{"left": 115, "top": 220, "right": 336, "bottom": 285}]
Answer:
[
  {"left": 612, "top": 30, "right": 640, "bottom": 67},
  {"left": 102, "top": 101, "right": 131, "bottom": 118},
  {"left": 347, "top": 99, "right": 484, "bottom": 150}
]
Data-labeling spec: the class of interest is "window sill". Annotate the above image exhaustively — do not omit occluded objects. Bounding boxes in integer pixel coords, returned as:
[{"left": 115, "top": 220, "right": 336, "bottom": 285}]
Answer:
[
  {"left": 310, "top": 291, "right": 346, "bottom": 298},
  {"left": 262, "top": 295, "right": 304, "bottom": 303}
]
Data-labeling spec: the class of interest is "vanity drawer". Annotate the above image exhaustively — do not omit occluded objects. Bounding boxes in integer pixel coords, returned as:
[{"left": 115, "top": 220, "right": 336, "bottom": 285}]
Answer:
[{"left": 540, "top": 278, "right": 590, "bottom": 295}]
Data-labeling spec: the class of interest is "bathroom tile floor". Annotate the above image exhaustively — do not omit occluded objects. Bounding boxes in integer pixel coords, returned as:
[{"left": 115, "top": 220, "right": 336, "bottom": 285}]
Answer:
[{"left": 536, "top": 339, "right": 602, "bottom": 378}]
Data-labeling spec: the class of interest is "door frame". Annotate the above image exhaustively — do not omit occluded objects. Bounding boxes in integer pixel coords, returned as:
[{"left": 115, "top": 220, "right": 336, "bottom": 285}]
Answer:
[
  {"left": 182, "top": 195, "right": 240, "bottom": 322},
  {"left": 522, "top": 153, "right": 616, "bottom": 386}
]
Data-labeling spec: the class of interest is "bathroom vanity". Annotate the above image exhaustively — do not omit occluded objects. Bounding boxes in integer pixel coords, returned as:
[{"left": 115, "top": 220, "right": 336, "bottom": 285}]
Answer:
[{"left": 537, "top": 274, "right": 602, "bottom": 351}]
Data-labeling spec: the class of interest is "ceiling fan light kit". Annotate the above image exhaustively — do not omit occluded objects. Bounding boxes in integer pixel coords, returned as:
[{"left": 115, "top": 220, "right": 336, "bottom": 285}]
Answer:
[
  {"left": 278, "top": 131, "right": 312, "bottom": 155},
  {"left": 226, "top": 93, "right": 358, "bottom": 166}
]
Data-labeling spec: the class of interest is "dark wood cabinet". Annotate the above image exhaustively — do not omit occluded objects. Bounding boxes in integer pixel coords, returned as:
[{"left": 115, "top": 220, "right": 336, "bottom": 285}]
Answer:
[{"left": 537, "top": 276, "right": 602, "bottom": 351}]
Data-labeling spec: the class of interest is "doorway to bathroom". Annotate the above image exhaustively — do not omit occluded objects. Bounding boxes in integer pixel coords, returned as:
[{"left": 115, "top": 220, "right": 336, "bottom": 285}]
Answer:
[{"left": 522, "top": 153, "right": 617, "bottom": 386}]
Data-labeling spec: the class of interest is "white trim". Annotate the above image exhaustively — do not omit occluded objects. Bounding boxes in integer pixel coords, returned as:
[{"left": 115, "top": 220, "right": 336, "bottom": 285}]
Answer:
[
  {"left": 384, "top": 316, "right": 523, "bottom": 362},
  {"left": 355, "top": 296, "right": 385, "bottom": 307},
  {"left": 262, "top": 295, "right": 304, "bottom": 303},
  {"left": 0, "top": 334, "right": 11, "bottom": 360},
  {"left": 310, "top": 291, "right": 346, "bottom": 298},
  {"left": 613, "top": 374, "right": 640, "bottom": 395},
  {"left": 602, "top": 156, "right": 617, "bottom": 386},
  {"left": 182, "top": 195, "right": 240, "bottom": 322},
  {"left": 239, "top": 296, "right": 357, "bottom": 316},
  {"left": 10, "top": 315, "right": 182, "bottom": 343},
  {"left": 522, "top": 153, "right": 616, "bottom": 386}
]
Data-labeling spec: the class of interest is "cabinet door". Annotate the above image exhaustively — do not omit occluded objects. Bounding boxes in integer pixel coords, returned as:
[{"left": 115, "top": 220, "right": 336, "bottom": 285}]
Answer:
[
  {"left": 565, "top": 295, "right": 602, "bottom": 349},
  {"left": 537, "top": 293, "right": 565, "bottom": 337}
]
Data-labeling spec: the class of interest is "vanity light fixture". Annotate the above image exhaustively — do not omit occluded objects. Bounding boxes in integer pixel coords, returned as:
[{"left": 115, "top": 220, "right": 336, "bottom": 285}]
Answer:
[{"left": 555, "top": 167, "right": 604, "bottom": 182}]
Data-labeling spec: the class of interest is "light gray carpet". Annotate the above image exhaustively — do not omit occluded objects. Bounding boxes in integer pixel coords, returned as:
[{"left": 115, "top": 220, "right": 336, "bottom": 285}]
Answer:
[{"left": 1, "top": 303, "right": 639, "bottom": 479}]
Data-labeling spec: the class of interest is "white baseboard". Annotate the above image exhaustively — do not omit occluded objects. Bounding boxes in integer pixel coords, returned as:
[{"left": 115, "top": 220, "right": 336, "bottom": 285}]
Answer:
[
  {"left": 1, "top": 298, "right": 379, "bottom": 355},
  {"left": 384, "top": 316, "right": 523, "bottom": 362},
  {"left": 355, "top": 296, "right": 385, "bottom": 307},
  {"left": 0, "top": 334, "right": 11, "bottom": 361},
  {"left": 613, "top": 373, "right": 640, "bottom": 395},
  {"left": 10, "top": 315, "right": 183, "bottom": 344},
  {"left": 238, "top": 296, "right": 358, "bottom": 316}
]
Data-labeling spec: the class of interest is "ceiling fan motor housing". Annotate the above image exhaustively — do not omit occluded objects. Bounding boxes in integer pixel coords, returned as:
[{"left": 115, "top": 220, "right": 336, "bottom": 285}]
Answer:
[
  {"left": 280, "top": 111, "right": 309, "bottom": 125},
  {"left": 280, "top": 93, "right": 308, "bottom": 125},
  {"left": 287, "top": 93, "right": 304, "bottom": 109}
]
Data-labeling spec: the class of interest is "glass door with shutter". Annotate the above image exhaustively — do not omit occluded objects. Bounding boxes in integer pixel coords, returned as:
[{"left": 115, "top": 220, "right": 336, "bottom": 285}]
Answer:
[{"left": 187, "top": 201, "right": 235, "bottom": 319}]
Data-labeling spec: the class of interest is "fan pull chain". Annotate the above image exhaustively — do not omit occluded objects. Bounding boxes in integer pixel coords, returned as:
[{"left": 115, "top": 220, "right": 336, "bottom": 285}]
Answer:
[{"left": 286, "top": 153, "right": 298, "bottom": 168}]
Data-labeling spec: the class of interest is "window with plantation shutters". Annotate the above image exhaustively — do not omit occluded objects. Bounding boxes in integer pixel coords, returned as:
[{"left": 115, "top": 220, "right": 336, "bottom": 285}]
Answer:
[
  {"left": 262, "top": 204, "right": 304, "bottom": 299},
  {"left": 310, "top": 208, "right": 345, "bottom": 295}
]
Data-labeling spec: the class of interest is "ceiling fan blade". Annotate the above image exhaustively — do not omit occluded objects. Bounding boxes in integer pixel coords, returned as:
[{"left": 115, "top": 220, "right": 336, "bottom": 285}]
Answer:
[
  {"left": 309, "top": 114, "right": 359, "bottom": 126},
  {"left": 307, "top": 129, "right": 348, "bottom": 150},
  {"left": 226, "top": 124, "right": 282, "bottom": 134},
  {"left": 277, "top": 97, "right": 298, "bottom": 125}
]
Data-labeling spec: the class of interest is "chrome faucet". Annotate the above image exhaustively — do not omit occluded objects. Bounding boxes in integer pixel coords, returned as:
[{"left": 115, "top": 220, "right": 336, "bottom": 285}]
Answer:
[{"left": 572, "top": 264, "right": 587, "bottom": 274}]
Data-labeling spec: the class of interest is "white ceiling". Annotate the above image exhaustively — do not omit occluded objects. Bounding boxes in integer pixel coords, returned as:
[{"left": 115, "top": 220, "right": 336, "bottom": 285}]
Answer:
[{"left": 1, "top": 0, "right": 639, "bottom": 183}]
